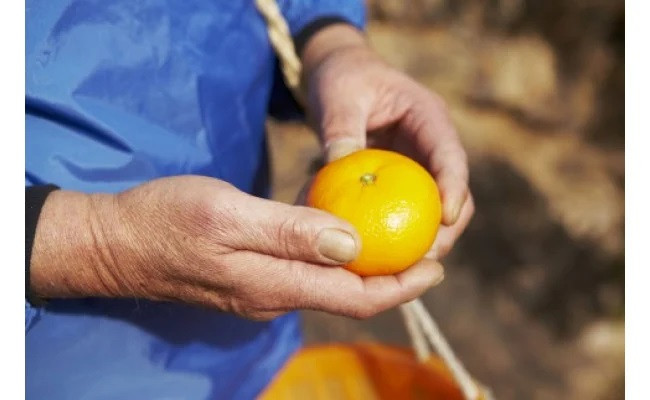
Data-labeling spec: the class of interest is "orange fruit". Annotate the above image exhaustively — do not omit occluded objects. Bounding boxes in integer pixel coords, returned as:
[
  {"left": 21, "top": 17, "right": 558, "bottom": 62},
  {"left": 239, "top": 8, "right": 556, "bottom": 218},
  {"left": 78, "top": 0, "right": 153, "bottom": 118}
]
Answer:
[
  {"left": 307, "top": 149, "right": 442, "bottom": 276},
  {"left": 259, "top": 344, "right": 464, "bottom": 399}
]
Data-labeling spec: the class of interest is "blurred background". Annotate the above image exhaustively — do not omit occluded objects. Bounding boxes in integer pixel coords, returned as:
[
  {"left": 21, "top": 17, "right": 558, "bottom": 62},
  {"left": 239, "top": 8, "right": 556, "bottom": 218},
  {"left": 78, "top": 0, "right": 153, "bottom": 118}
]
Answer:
[{"left": 267, "top": 1, "right": 624, "bottom": 399}]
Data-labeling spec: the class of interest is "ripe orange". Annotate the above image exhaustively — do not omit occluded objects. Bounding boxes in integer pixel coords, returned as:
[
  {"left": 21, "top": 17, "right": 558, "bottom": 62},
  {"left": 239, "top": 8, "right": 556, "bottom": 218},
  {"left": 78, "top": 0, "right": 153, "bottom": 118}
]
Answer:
[{"left": 307, "top": 149, "right": 442, "bottom": 276}]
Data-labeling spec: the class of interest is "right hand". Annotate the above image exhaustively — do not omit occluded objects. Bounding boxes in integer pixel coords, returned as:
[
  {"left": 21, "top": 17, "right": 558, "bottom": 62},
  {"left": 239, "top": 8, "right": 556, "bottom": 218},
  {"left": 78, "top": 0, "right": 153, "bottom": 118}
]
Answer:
[{"left": 30, "top": 176, "right": 444, "bottom": 320}]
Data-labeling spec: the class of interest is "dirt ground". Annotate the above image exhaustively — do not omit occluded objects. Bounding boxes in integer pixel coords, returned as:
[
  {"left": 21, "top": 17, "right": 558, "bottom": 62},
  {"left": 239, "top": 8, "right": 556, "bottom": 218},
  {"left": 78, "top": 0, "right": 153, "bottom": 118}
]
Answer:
[{"left": 267, "top": 2, "right": 624, "bottom": 399}]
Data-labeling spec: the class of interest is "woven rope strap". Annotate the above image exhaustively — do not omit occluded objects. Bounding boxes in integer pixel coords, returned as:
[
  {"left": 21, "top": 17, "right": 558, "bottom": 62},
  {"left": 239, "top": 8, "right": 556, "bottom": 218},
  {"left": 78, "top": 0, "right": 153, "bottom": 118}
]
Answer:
[{"left": 255, "top": 0, "right": 304, "bottom": 104}]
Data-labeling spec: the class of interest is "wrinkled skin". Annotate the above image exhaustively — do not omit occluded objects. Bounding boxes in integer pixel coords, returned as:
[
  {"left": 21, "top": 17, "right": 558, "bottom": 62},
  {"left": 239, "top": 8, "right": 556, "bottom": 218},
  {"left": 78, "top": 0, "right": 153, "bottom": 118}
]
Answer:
[{"left": 33, "top": 176, "right": 444, "bottom": 320}]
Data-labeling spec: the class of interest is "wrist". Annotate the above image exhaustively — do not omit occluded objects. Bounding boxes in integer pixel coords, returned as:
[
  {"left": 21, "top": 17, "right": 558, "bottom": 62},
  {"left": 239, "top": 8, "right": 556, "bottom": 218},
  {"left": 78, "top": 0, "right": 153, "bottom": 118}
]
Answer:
[
  {"left": 300, "top": 23, "right": 367, "bottom": 89},
  {"left": 29, "top": 190, "right": 128, "bottom": 300}
]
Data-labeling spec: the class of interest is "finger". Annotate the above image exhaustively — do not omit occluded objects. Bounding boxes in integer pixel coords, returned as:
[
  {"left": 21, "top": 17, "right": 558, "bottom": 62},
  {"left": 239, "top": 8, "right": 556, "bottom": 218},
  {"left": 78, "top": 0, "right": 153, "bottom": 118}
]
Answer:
[
  {"left": 430, "top": 142, "right": 470, "bottom": 226},
  {"left": 398, "top": 94, "right": 470, "bottom": 226},
  {"left": 426, "top": 193, "right": 475, "bottom": 260},
  {"left": 317, "top": 96, "right": 369, "bottom": 162},
  {"left": 227, "top": 195, "right": 361, "bottom": 265},
  {"left": 288, "top": 258, "right": 445, "bottom": 319}
]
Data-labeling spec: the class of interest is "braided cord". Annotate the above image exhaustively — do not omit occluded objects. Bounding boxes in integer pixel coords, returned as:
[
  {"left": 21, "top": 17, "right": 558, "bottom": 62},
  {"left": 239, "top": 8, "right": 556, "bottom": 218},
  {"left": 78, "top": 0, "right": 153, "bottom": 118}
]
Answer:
[{"left": 255, "top": 0, "right": 304, "bottom": 105}]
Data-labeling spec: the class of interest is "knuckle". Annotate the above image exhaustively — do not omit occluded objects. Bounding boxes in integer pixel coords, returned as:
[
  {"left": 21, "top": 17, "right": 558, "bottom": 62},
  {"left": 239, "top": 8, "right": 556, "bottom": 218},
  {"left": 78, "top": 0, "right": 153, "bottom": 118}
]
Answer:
[
  {"left": 429, "top": 92, "right": 448, "bottom": 111},
  {"left": 441, "top": 143, "right": 467, "bottom": 162},
  {"left": 458, "top": 182, "right": 470, "bottom": 199},
  {"left": 227, "top": 297, "right": 281, "bottom": 321},
  {"left": 431, "top": 148, "right": 469, "bottom": 180},
  {"left": 248, "top": 310, "right": 282, "bottom": 322},
  {"left": 279, "top": 215, "right": 303, "bottom": 239},
  {"left": 277, "top": 216, "right": 310, "bottom": 256},
  {"left": 322, "top": 125, "right": 355, "bottom": 142},
  {"left": 185, "top": 195, "right": 216, "bottom": 225},
  {"left": 291, "top": 267, "right": 317, "bottom": 306},
  {"left": 455, "top": 146, "right": 469, "bottom": 165},
  {"left": 436, "top": 240, "right": 453, "bottom": 259},
  {"left": 225, "top": 297, "right": 248, "bottom": 315},
  {"left": 415, "top": 87, "right": 448, "bottom": 115},
  {"left": 321, "top": 108, "right": 363, "bottom": 137},
  {"left": 186, "top": 194, "right": 242, "bottom": 241}
]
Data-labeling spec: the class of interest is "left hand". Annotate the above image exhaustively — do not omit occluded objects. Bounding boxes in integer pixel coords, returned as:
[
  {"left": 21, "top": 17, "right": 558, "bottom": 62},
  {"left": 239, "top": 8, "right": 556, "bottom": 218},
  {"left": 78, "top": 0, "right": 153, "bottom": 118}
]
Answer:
[{"left": 301, "top": 24, "right": 474, "bottom": 261}]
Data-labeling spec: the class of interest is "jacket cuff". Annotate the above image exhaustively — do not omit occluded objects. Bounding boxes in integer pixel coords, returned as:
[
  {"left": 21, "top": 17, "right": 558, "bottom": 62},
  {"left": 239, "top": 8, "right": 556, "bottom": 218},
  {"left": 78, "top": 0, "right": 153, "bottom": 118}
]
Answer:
[
  {"left": 26, "top": 184, "right": 59, "bottom": 307},
  {"left": 293, "top": 16, "right": 358, "bottom": 57}
]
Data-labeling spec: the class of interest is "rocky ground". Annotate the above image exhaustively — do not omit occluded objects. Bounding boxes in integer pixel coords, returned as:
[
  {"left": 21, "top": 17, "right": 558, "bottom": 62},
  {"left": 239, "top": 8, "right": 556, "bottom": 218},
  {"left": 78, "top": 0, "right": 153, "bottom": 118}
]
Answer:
[{"left": 267, "top": 2, "right": 624, "bottom": 399}]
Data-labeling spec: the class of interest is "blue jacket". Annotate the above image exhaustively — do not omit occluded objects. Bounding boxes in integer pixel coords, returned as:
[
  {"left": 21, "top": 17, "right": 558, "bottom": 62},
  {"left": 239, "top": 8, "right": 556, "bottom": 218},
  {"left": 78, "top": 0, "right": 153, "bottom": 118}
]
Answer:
[{"left": 25, "top": 1, "right": 365, "bottom": 399}]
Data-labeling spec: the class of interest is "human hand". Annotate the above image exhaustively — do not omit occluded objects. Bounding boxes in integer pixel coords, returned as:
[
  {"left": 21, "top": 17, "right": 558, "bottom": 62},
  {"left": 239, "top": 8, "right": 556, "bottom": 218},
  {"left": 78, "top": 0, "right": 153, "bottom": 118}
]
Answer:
[
  {"left": 302, "top": 24, "right": 474, "bottom": 261},
  {"left": 30, "top": 176, "right": 444, "bottom": 320}
]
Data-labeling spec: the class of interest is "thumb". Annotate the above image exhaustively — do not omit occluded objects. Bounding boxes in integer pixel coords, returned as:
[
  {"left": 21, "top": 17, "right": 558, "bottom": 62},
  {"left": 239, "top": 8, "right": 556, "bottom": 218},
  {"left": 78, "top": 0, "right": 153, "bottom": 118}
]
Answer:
[
  {"left": 228, "top": 194, "right": 361, "bottom": 265},
  {"left": 319, "top": 100, "right": 369, "bottom": 162}
]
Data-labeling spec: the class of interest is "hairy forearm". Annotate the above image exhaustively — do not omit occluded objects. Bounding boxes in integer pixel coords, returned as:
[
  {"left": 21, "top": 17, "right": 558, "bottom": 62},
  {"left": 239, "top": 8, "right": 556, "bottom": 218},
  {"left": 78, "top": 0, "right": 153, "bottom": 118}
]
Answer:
[{"left": 29, "top": 191, "right": 124, "bottom": 300}]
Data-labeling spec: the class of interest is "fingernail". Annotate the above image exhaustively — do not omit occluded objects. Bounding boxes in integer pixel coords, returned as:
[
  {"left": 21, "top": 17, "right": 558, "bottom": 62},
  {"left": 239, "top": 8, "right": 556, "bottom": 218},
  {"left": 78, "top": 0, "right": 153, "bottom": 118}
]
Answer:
[
  {"left": 446, "top": 202, "right": 461, "bottom": 225},
  {"left": 326, "top": 140, "right": 363, "bottom": 162},
  {"left": 430, "top": 270, "right": 445, "bottom": 287},
  {"left": 318, "top": 229, "right": 358, "bottom": 263}
]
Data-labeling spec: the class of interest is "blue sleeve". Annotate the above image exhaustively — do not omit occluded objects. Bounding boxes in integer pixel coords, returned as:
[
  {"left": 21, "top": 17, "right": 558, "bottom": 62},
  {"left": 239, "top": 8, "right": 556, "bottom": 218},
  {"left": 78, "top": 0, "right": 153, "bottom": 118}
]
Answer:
[
  {"left": 26, "top": 301, "right": 41, "bottom": 332},
  {"left": 267, "top": 0, "right": 367, "bottom": 120},
  {"left": 277, "top": 0, "right": 366, "bottom": 36}
]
